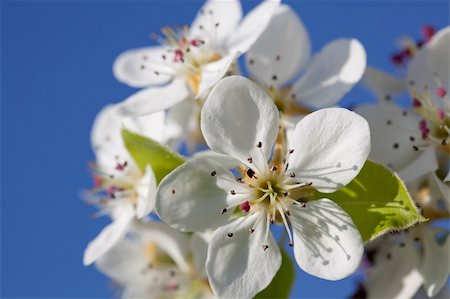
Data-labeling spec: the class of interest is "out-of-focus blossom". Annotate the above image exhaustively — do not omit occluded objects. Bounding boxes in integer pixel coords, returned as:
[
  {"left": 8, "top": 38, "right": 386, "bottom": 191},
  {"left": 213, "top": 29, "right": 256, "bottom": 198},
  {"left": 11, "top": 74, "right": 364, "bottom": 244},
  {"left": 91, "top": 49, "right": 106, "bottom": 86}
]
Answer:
[
  {"left": 357, "top": 26, "right": 450, "bottom": 182},
  {"left": 156, "top": 76, "right": 370, "bottom": 298},
  {"left": 245, "top": 5, "right": 366, "bottom": 120},
  {"left": 96, "top": 222, "right": 215, "bottom": 299},
  {"left": 114, "top": 0, "right": 280, "bottom": 117},
  {"left": 83, "top": 105, "right": 165, "bottom": 265}
]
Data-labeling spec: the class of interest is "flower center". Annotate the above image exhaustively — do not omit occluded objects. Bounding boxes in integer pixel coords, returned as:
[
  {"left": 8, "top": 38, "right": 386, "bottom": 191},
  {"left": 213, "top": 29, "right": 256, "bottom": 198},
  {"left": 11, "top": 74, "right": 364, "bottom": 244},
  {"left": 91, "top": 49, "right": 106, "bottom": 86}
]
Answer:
[{"left": 266, "top": 86, "right": 312, "bottom": 116}]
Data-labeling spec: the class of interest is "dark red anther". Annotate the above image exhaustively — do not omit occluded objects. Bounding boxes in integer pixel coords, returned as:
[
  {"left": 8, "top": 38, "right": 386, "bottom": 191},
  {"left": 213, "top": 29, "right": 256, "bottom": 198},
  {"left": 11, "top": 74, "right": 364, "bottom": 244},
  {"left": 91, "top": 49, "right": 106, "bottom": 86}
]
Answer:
[
  {"left": 190, "top": 39, "right": 204, "bottom": 47},
  {"left": 391, "top": 53, "right": 403, "bottom": 65},
  {"left": 436, "top": 87, "right": 447, "bottom": 98},
  {"left": 421, "top": 25, "right": 436, "bottom": 42},
  {"left": 93, "top": 176, "right": 103, "bottom": 187},
  {"left": 240, "top": 201, "right": 250, "bottom": 213},
  {"left": 174, "top": 49, "right": 184, "bottom": 62},
  {"left": 413, "top": 98, "right": 422, "bottom": 108}
]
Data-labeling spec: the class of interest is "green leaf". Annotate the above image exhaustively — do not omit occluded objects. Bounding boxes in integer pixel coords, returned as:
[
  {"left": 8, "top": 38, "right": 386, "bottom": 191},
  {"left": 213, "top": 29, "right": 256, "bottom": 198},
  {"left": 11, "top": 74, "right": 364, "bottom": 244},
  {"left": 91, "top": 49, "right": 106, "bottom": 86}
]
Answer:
[
  {"left": 314, "top": 160, "right": 426, "bottom": 242},
  {"left": 121, "top": 128, "right": 185, "bottom": 183},
  {"left": 255, "top": 249, "right": 295, "bottom": 299}
]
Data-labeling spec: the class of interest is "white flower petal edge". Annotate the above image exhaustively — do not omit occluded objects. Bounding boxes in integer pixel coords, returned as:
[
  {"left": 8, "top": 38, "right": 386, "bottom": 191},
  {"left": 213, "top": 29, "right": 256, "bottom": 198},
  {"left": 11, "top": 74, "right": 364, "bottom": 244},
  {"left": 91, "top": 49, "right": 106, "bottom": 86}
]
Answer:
[
  {"left": 83, "top": 203, "right": 134, "bottom": 266},
  {"left": 291, "top": 39, "right": 366, "bottom": 109},
  {"left": 225, "top": 0, "right": 281, "bottom": 55},
  {"left": 190, "top": 0, "right": 243, "bottom": 47},
  {"left": 288, "top": 108, "right": 370, "bottom": 193},
  {"left": 155, "top": 156, "right": 249, "bottom": 232},
  {"left": 366, "top": 237, "right": 423, "bottom": 299},
  {"left": 291, "top": 198, "right": 363, "bottom": 280},
  {"left": 113, "top": 46, "right": 175, "bottom": 88},
  {"left": 201, "top": 75, "right": 279, "bottom": 173},
  {"left": 118, "top": 79, "right": 190, "bottom": 116},
  {"left": 197, "top": 53, "right": 238, "bottom": 97},
  {"left": 135, "top": 165, "right": 157, "bottom": 219},
  {"left": 190, "top": 232, "right": 212, "bottom": 278},
  {"left": 206, "top": 212, "right": 281, "bottom": 299},
  {"left": 362, "top": 67, "right": 406, "bottom": 101},
  {"left": 420, "top": 227, "right": 450, "bottom": 297},
  {"left": 246, "top": 4, "right": 310, "bottom": 87}
]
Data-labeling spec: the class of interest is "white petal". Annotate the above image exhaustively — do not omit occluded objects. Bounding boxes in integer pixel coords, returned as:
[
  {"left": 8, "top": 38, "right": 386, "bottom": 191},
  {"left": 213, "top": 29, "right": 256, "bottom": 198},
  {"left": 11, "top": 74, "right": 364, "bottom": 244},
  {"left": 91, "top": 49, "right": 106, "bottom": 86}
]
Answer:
[
  {"left": 291, "top": 198, "right": 363, "bottom": 280},
  {"left": 113, "top": 46, "right": 175, "bottom": 87},
  {"left": 135, "top": 166, "right": 157, "bottom": 219},
  {"left": 206, "top": 213, "right": 281, "bottom": 299},
  {"left": 407, "top": 27, "right": 450, "bottom": 99},
  {"left": 91, "top": 105, "right": 134, "bottom": 171},
  {"left": 366, "top": 237, "right": 423, "bottom": 299},
  {"left": 122, "top": 110, "right": 167, "bottom": 144},
  {"left": 397, "top": 148, "right": 438, "bottom": 182},
  {"left": 225, "top": 0, "right": 281, "bottom": 54},
  {"left": 246, "top": 5, "right": 310, "bottom": 87},
  {"left": 287, "top": 108, "right": 370, "bottom": 192},
  {"left": 420, "top": 227, "right": 450, "bottom": 297},
  {"left": 83, "top": 203, "right": 134, "bottom": 265},
  {"left": 192, "top": 150, "right": 241, "bottom": 169},
  {"left": 136, "top": 221, "right": 191, "bottom": 273},
  {"left": 429, "top": 172, "right": 450, "bottom": 208},
  {"left": 118, "top": 79, "right": 190, "bottom": 117},
  {"left": 164, "top": 100, "right": 199, "bottom": 150},
  {"left": 190, "top": 232, "right": 212, "bottom": 278},
  {"left": 190, "top": 0, "right": 242, "bottom": 46},
  {"left": 292, "top": 39, "right": 366, "bottom": 109},
  {"left": 355, "top": 102, "right": 438, "bottom": 182},
  {"left": 197, "top": 53, "right": 237, "bottom": 97},
  {"left": 95, "top": 238, "right": 147, "bottom": 285},
  {"left": 155, "top": 156, "right": 249, "bottom": 232},
  {"left": 362, "top": 67, "right": 406, "bottom": 101},
  {"left": 201, "top": 76, "right": 279, "bottom": 172}
]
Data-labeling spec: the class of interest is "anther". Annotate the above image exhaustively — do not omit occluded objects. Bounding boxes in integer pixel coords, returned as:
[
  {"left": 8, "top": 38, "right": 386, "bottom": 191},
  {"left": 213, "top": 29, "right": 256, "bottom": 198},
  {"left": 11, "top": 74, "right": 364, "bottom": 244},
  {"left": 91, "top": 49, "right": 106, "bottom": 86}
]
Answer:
[
  {"left": 211, "top": 171, "right": 216, "bottom": 176},
  {"left": 262, "top": 245, "right": 269, "bottom": 251},
  {"left": 249, "top": 228, "right": 255, "bottom": 234},
  {"left": 436, "top": 87, "right": 447, "bottom": 97},
  {"left": 230, "top": 190, "right": 236, "bottom": 195},
  {"left": 247, "top": 168, "right": 255, "bottom": 178},
  {"left": 247, "top": 157, "right": 253, "bottom": 163},
  {"left": 410, "top": 136, "right": 415, "bottom": 141},
  {"left": 221, "top": 208, "right": 227, "bottom": 214},
  {"left": 276, "top": 55, "right": 281, "bottom": 61},
  {"left": 271, "top": 166, "right": 277, "bottom": 171},
  {"left": 289, "top": 241, "right": 294, "bottom": 247},
  {"left": 215, "top": 22, "right": 220, "bottom": 27},
  {"left": 240, "top": 201, "right": 250, "bottom": 213},
  {"left": 290, "top": 172, "right": 296, "bottom": 178},
  {"left": 384, "top": 94, "right": 391, "bottom": 101},
  {"left": 289, "top": 149, "right": 294, "bottom": 154},
  {"left": 386, "top": 120, "right": 392, "bottom": 125},
  {"left": 154, "top": 71, "right": 160, "bottom": 76},
  {"left": 257, "top": 141, "right": 262, "bottom": 148},
  {"left": 393, "top": 143, "right": 399, "bottom": 149},
  {"left": 172, "top": 189, "right": 176, "bottom": 195},
  {"left": 227, "top": 233, "right": 233, "bottom": 237},
  {"left": 272, "top": 75, "right": 278, "bottom": 81},
  {"left": 413, "top": 145, "right": 419, "bottom": 151},
  {"left": 249, "top": 59, "right": 254, "bottom": 65}
]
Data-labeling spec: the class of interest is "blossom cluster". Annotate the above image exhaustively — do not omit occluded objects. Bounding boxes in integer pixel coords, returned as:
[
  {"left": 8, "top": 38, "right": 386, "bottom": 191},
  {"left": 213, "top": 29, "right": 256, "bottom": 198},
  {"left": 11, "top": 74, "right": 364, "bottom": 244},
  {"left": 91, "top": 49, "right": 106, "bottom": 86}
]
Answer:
[{"left": 82, "top": 1, "right": 449, "bottom": 298}]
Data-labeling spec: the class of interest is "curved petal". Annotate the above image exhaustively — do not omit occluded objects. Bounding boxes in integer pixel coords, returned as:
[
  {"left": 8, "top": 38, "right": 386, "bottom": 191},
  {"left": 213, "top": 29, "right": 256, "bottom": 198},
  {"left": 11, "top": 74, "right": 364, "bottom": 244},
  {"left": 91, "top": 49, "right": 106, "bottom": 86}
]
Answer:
[
  {"left": 135, "top": 165, "right": 157, "bottom": 219},
  {"left": 201, "top": 76, "right": 279, "bottom": 172},
  {"left": 429, "top": 172, "right": 450, "bottom": 208},
  {"left": 118, "top": 79, "right": 190, "bottom": 117},
  {"left": 83, "top": 203, "right": 134, "bottom": 265},
  {"left": 190, "top": 232, "right": 212, "bottom": 278},
  {"left": 397, "top": 148, "right": 438, "bottom": 182},
  {"left": 197, "top": 53, "right": 237, "bottom": 97},
  {"left": 407, "top": 27, "right": 450, "bottom": 101},
  {"left": 225, "top": 0, "right": 281, "bottom": 54},
  {"left": 366, "top": 237, "right": 423, "bottom": 299},
  {"left": 291, "top": 198, "right": 363, "bottom": 280},
  {"left": 192, "top": 150, "right": 241, "bottom": 169},
  {"left": 362, "top": 67, "right": 406, "bottom": 101},
  {"left": 122, "top": 110, "right": 167, "bottom": 144},
  {"left": 246, "top": 5, "right": 310, "bottom": 87},
  {"left": 113, "top": 46, "right": 175, "bottom": 88},
  {"left": 355, "top": 102, "right": 438, "bottom": 182},
  {"left": 190, "top": 0, "right": 242, "bottom": 47},
  {"left": 91, "top": 104, "right": 131, "bottom": 169},
  {"left": 291, "top": 39, "right": 366, "bottom": 109},
  {"left": 95, "top": 238, "right": 147, "bottom": 285},
  {"left": 287, "top": 108, "right": 370, "bottom": 193},
  {"left": 136, "top": 221, "right": 191, "bottom": 273},
  {"left": 206, "top": 213, "right": 281, "bottom": 298},
  {"left": 421, "top": 227, "right": 450, "bottom": 297},
  {"left": 155, "top": 156, "right": 249, "bottom": 232}
]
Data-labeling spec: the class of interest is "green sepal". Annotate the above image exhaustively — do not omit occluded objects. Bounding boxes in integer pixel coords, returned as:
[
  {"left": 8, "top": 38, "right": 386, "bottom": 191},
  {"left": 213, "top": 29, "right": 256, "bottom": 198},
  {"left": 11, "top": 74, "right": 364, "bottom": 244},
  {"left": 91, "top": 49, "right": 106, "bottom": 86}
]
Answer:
[
  {"left": 121, "top": 128, "right": 185, "bottom": 183},
  {"left": 313, "top": 160, "right": 426, "bottom": 242}
]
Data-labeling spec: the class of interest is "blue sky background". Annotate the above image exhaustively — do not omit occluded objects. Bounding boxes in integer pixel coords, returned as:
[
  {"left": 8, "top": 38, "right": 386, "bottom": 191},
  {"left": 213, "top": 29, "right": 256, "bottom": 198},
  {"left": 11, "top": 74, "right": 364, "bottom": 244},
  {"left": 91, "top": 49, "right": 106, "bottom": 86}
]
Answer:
[{"left": 1, "top": 0, "right": 448, "bottom": 298}]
